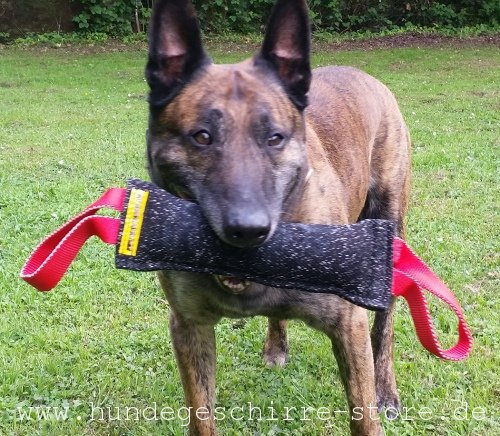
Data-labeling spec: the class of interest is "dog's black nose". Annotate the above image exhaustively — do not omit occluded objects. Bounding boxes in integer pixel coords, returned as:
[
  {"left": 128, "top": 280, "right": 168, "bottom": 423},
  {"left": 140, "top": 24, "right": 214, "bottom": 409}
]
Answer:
[{"left": 223, "top": 211, "right": 271, "bottom": 248}]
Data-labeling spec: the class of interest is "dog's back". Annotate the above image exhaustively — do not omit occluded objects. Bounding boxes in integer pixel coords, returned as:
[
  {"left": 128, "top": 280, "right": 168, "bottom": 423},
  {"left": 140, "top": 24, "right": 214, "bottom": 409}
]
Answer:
[{"left": 294, "top": 66, "right": 410, "bottom": 232}]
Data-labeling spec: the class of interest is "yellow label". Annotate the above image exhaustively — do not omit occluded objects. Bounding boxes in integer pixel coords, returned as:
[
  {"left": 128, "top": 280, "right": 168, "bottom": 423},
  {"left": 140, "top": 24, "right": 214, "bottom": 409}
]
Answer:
[{"left": 118, "top": 188, "right": 149, "bottom": 256}]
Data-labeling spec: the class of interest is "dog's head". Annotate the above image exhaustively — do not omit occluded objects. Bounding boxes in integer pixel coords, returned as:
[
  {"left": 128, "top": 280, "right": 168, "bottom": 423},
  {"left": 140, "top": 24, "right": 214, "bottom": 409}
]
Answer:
[{"left": 146, "top": 0, "right": 311, "bottom": 248}]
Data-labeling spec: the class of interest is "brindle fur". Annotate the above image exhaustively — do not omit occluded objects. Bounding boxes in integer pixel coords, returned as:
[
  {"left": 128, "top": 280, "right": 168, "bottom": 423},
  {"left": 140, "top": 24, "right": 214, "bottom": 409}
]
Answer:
[{"left": 146, "top": 1, "right": 411, "bottom": 434}]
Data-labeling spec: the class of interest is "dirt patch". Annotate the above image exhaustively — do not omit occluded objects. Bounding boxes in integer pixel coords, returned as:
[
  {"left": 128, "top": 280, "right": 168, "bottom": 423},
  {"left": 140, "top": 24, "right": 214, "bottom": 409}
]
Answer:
[
  {"left": 312, "top": 33, "right": 500, "bottom": 52},
  {"left": 1, "top": 32, "right": 499, "bottom": 55},
  {"left": 468, "top": 90, "right": 499, "bottom": 98}
]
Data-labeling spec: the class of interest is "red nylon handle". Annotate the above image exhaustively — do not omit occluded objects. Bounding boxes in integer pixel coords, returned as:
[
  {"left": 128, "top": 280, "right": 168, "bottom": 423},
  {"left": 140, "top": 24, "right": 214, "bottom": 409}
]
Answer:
[
  {"left": 20, "top": 188, "right": 126, "bottom": 291},
  {"left": 392, "top": 237, "right": 473, "bottom": 360}
]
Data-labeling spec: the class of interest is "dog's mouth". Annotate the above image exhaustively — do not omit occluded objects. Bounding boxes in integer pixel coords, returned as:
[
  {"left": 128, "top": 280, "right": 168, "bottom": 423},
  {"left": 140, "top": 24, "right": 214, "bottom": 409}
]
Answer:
[
  {"left": 168, "top": 185, "right": 259, "bottom": 293},
  {"left": 214, "top": 275, "right": 251, "bottom": 294}
]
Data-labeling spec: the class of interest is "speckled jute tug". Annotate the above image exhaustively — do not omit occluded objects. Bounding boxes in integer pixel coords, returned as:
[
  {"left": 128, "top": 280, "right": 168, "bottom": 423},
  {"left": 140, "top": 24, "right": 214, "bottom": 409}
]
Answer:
[{"left": 115, "top": 180, "right": 394, "bottom": 311}]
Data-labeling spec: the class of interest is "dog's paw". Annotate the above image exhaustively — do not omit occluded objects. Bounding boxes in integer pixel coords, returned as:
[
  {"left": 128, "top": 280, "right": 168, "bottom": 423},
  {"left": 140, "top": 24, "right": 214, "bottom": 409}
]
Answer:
[
  {"left": 262, "top": 342, "right": 289, "bottom": 368},
  {"left": 377, "top": 393, "right": 401, "bottom": 420}
]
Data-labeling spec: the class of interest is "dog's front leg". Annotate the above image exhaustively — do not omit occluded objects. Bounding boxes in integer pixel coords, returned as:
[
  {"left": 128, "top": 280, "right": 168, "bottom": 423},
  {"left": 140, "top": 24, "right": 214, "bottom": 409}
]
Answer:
[
  {"left": 329, "top": 306, "right": 383, "bottom": 436},
  {"left": 170, "top": 311, "right": 217, "bottom": 436},
  {"left": 371, "top": 297, "right": 400, "bottom": 417},
  {"left": 263, "top": 318, "right": 289, "bottom": 367}
]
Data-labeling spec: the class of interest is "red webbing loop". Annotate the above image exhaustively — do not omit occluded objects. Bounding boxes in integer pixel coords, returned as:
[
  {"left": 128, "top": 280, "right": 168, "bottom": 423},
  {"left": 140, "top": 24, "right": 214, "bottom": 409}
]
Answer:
[
  {"left": 20, "top": 188, "right": 126, "bottom": 291},
  {"left": 392, "top": 237, "right": 473, "bottom": 360}
]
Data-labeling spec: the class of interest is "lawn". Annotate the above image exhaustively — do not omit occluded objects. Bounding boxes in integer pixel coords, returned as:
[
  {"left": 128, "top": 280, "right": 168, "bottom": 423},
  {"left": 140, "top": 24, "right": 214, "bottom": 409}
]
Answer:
[{"left": 0, "top": 43, "right": 498, "bottom": 435}]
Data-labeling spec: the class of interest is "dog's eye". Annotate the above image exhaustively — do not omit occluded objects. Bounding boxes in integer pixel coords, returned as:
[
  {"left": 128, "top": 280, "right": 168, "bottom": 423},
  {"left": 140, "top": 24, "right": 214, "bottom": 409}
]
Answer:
[
  {"left": 192, "top": 130, "right": 213, "bottom": 146},
  {"left": 268, "top": 133, "right": 284, "bottom": 147}
]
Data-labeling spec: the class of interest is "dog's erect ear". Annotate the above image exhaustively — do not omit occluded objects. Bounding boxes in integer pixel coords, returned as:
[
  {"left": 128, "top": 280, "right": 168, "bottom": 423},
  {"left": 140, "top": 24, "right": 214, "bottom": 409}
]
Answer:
[
  {"left": 146, "top": 0, "right": 210, "bottom": 108},
  {"left": 256, "top": 0, "right": 311, "bottom": 111}
]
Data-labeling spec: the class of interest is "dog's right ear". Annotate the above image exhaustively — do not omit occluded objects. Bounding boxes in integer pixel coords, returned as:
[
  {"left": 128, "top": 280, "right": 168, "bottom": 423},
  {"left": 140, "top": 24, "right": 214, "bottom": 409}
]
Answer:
[{"left": 145, "top": 0, "right": 210, "bottom": 108}]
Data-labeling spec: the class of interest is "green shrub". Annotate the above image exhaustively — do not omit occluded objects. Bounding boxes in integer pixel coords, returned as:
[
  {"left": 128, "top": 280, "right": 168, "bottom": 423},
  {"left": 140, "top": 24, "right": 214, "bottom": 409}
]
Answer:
[
  {"left": 14, "top": 32, "right": 68, "bottom": 46},
  {"left": 72, "top": 0, "right": 136, "bottom": 37},
  {"left": 121, "top": 32, "right": 148, "bottom": 43},
  {"left": 11, "top": 31, "right": 108, "bottom": 46},
  {"left": 0, "top": 32, "right": 11, "bottom": 44},
  {"left": 190, "top": 0, "right": 274, "bottom": 34}
]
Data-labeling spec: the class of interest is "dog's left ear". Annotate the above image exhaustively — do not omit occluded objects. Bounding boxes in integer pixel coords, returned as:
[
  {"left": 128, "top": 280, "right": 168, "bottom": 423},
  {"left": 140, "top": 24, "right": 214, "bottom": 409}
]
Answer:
[
  {"left": 256, "top": 0, "right": 311, "bottom": 111},
  {"left": 145, "top": 0, "right": 211, "bottom": 108}
]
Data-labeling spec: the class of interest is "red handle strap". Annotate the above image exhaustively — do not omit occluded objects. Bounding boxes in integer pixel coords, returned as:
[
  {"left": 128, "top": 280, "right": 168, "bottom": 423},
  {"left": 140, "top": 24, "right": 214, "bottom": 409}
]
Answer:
[
  {"left": 392, "top": 237, "right": 472, "bottom": 360},
  {"left": 20, "top": 192, "right": 472, "bottom": 360},
  {"left": 20, "top": 188, "right": 126, "bottom": 291}
]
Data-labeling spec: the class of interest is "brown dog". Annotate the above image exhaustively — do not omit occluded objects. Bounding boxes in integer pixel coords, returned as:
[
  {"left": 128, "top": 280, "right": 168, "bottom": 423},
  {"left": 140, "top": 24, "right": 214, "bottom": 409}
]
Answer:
[{"left": 145, "top": 0, "right": 411, "bottom": 434}]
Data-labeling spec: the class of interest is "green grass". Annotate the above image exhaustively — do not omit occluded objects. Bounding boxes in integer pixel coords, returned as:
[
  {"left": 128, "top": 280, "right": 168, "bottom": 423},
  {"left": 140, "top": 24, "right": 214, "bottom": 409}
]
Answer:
[{"left": 0, "top": 43, "right": 498, "bottom": 435}]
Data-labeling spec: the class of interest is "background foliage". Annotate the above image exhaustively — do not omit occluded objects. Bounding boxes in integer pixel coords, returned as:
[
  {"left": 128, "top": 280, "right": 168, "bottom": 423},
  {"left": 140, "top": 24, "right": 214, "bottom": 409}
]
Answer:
[
  {"left": 72, "top": 0, "right": 137, "bottom": 36},
  {"left": 1, "top": 1, "right": 498, "bottom": 38},
  {"left": 71, "top": 0, "right": 499, "bottom": 35}
]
